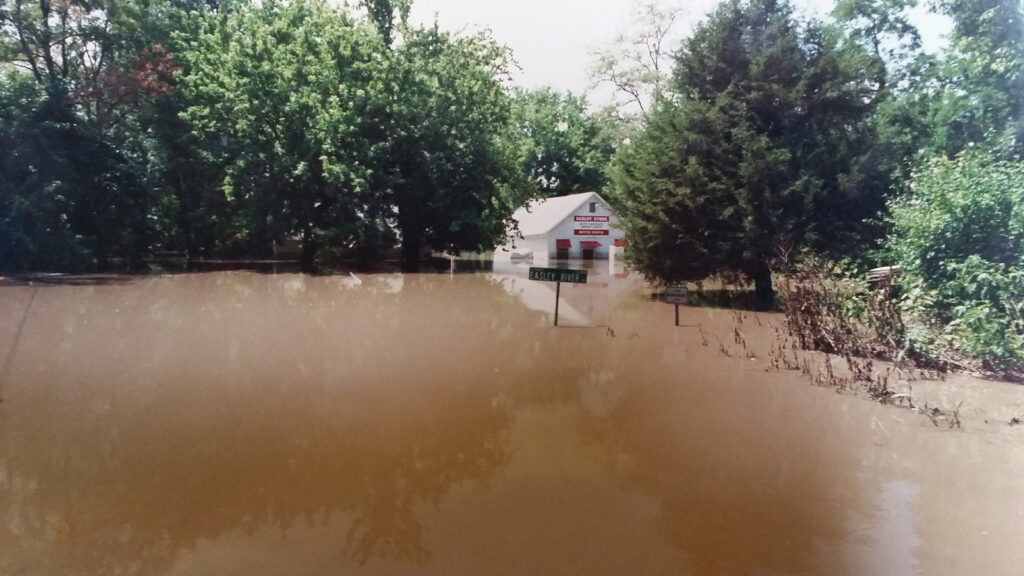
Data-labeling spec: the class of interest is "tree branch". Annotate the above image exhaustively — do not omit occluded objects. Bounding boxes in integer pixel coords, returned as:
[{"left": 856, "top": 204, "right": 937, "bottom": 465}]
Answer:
[{"left": 12, "top": 0, "right": 44, "bottom": 82}]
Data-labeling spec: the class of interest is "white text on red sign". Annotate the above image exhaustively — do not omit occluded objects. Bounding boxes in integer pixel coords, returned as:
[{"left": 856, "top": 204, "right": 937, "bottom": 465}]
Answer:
[
  {"left": 574, "top": 229, "right": 610, "bottom": 236},
  {"left": 574, "top": 216, "right": 610, "bottom": 222}
]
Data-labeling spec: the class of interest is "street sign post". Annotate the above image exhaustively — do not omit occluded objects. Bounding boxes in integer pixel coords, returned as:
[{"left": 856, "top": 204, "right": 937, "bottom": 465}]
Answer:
[
  {"left": 529, "top": 267, "right": 588, "bottom": 326},
  {"left": 665, "top": 285, "right": 688, "bottom": 326}
]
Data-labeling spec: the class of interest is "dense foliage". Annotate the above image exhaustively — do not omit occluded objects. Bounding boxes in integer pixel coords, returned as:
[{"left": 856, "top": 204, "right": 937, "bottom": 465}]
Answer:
[
  {"left": 0, "top": 76, "right": 149, "bottom": 270},
  {"left": 1, "top": 0, "right": 609, "bottom": 272},
  {"left": 889, "top": 150, "right": 1024, "bottom": 371},
  {"left": 511, "top": 88, "right": 616, "bottom": 198},
  {"left": 928, "top": 0, "right": 1024, "bottom": 156},
  {"left": 180, "top": 0, "right": 386, "bottom": 267},
  {"left": 603, "top": 0, "right": 1024, "bottom": 367},
  {"left": 378, "top": 26, "right": 523, "bottom": 267},
  {"left": 612, "top": 0, "right": 886, "bottom": 308}
]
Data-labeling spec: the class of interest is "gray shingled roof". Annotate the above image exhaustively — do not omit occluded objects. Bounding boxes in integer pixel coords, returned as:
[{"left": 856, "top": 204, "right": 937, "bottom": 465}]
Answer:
[{"left": 511, "top": 192, "right": 604, "bottom": 237}]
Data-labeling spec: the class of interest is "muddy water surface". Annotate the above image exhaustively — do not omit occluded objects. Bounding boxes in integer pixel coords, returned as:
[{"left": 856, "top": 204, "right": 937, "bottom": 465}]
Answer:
[{"left": 1, "top": 271, "right": 1023, "bottom": 575}]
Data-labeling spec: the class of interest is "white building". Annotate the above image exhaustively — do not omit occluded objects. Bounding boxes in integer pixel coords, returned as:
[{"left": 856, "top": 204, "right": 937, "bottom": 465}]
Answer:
[{"left": 500, "top": 192, "right": 626, "bottom": 265}]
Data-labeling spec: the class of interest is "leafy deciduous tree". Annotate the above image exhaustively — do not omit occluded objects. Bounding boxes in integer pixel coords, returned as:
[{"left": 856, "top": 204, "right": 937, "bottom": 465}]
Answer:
[
  {"left": 381, "top": 25, "right": 523, "bottom": 268},
  {"left": 511, "top": 88, "right": 615, "bottom": 200},
  {"left": 928, "top": 0, "right": 1024, "bottom": 155},
  {"left": 589, "top": 1, "right": 686, "bottom": 114},
  {"left": 180, "top": 0, "right": 385, "bottom": 270}
]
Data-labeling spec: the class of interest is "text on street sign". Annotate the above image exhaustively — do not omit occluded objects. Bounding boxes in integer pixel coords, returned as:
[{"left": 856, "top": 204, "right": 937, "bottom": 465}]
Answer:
[
  {"left": 529, "top": 267, "right": 588, "bottom": 284},
  {"left": 665, "top": 285, "right": 688, "bottom": 304}
]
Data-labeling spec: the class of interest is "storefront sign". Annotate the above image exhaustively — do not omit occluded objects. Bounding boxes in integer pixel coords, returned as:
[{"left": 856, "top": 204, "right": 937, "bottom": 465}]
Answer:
[{"left": 574, "top": 215, "right": 609, "bottom": 236}]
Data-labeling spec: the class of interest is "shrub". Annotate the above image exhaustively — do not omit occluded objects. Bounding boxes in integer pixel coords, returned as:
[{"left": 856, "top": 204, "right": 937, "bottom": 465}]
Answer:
[
  {"left": 942, "top": 257, "right": 1024, "bottom": 372},
  {"left": 778, "top": 258, "right": 908, "bottom": 361},
  {"left": 888, "top": 148, "right": 1024, "bottom": 287},
  {"left": 889, "top": 148, "right": 1024, "bottom": 375}
]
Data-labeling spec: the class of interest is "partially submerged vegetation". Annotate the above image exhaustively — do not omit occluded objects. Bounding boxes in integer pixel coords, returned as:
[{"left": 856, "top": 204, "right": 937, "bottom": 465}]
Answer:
[
  {"left": 772, "top": 148, "right": 1024, "bottom": 382},
  {"left": 765, "top": 252, "right": 1017, "bottom": 426},
  {"left": 612, "top": 0, "right": 1024, "bottom": 375},
  {"left": 773, "top": 263, "right": 967, "bottom": 427},
  {"left": 888, "top": 150, "right": 1024, "bottom": 375},
  {"left": 692, "top": 297, "right": 969, "bottom": 429}
]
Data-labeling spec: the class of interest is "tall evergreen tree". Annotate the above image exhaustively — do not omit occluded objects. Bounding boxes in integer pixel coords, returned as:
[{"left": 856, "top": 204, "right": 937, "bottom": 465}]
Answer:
[{"left": 612, "top": 0, "right": 884, "bottom": 308}]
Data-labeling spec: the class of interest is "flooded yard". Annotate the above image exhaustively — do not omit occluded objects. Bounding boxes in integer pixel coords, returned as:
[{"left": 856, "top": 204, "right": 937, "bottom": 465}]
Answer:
[{"left": 1, "top": 269, "right": 1023, "bottom": 575}]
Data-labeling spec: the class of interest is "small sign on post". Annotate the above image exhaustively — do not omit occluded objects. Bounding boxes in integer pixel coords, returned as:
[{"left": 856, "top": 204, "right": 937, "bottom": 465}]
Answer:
[
  {"left": 665, "top": 285, "right": 689, "bottom": 326},
  {"left": 529, "top": 267, "right": 588, "bottom": 326}
]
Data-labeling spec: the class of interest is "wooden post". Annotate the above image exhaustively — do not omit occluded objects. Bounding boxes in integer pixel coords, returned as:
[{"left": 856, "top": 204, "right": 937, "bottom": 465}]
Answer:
[
  {"left": 554, "top": 281, "right": 561, "bottom": 326},
  {"left": 675, "top": 303, "right": 679, "bottom": 327}
]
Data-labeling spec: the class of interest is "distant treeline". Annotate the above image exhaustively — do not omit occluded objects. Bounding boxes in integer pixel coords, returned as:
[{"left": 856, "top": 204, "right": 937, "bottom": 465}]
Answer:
[
  {"left": 1, "top": 0, "right": 1022, "bottom": 301},
  {"left": 0, "top": 0, "right": 616, "bottom": 272}
]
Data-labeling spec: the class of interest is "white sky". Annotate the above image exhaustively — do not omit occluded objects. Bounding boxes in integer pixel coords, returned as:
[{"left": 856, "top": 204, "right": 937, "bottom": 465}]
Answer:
[{"left": 408, "top": 0, "right": 951, "bottom": 108}]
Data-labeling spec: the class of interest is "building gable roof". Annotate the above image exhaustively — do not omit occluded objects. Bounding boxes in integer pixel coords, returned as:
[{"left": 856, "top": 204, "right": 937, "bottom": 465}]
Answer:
[{"left": 511, "top": 192, "right": 607, "bottom": 237}]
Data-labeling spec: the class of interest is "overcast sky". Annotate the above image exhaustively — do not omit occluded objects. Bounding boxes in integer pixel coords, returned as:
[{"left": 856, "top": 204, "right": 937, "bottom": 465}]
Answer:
[{"left": 408, "top": 0, "right": 951, "bottom": 108}]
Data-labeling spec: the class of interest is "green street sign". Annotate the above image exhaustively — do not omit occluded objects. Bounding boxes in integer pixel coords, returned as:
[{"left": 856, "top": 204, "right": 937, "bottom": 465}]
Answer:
[
  {"left": 529, "top": 267, "right": 587, "bottom": 327},
  {"left": 529, "top": 267, "right": 588, "bottom": 284}
]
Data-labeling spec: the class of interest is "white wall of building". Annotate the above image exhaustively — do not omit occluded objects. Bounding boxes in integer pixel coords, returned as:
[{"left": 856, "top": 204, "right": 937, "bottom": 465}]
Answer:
[{"left": 528, "top": 197, "right": 624, "bottom": 260}]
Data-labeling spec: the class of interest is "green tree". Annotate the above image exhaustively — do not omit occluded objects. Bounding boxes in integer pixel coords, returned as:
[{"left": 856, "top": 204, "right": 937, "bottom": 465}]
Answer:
[
  {"left": 0, "top": 75, "right": 150, "bottom": 271},
  {"left": 360, "top": 0, "right": 409, "bottom": 46},
  {"left": 180, "top": 0, "right": 386, "bottom": 270},
  {"left": 380, "top": 24, "right": 524, "bottom": 268},
  {"left": 832, "top": 0, "right": 922, "bottom": 98},
  {"left": 0, "top": 0, "right": 190, "bottom": 131},
  {"left": 0, "top": 0, "right": 206, "bottom": 270},
  {"left": 511, "top": 88, "right": 615, "bottom": 200},
  {"left": 832, "top": 0, "right": 938, "bottom": 189},
  {"left": 612, "top": 0, "right": 884, "bottom": 309},
  {"left": 929, "top": 0, "right": 1024, "bottom": 155}
]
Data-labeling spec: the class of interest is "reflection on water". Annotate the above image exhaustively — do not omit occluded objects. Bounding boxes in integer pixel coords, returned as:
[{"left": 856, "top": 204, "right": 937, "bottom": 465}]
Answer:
[
  {"left": 492, "top": 259, "right": 640, "bottom": 326},
  {"left": 0, "top": 272, "right": 1023, "bottom": 575}
]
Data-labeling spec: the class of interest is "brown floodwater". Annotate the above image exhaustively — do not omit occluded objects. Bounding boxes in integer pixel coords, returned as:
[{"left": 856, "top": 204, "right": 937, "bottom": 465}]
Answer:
[{"left": 1, "top": 268, "right": 1023, "bottom": 575}]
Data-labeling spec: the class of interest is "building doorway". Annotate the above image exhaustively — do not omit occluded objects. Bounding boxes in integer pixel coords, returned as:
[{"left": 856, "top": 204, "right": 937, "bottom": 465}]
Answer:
[{"left": 556, "top": 239, "right": 571, "bottom": 260}]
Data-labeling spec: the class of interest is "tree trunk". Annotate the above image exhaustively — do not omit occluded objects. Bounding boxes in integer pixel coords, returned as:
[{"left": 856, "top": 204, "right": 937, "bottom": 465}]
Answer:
[
  {"left": 94, "top": 236, "right": 110, "bottom": 272},
  {"left": 401, "top": 236, "right": 421, "bottom": 272},
  {"left": 300, "top": 228, "right": 318, "bottom": 274},
  {"left": 751, "top": 266, "right": 775, "bottom": 311},
  {"left": 355, "top": 243, "right": 379, "bottom": 271}
]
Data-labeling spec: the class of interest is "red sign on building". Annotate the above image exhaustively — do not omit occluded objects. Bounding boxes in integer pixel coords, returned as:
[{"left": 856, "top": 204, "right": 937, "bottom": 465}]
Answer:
[
  {"left": 574, "top": 229, "right": 610, "bottom": 236},
  {"left": 574, "top": 216, "right": 610, "bottom": 222}
]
